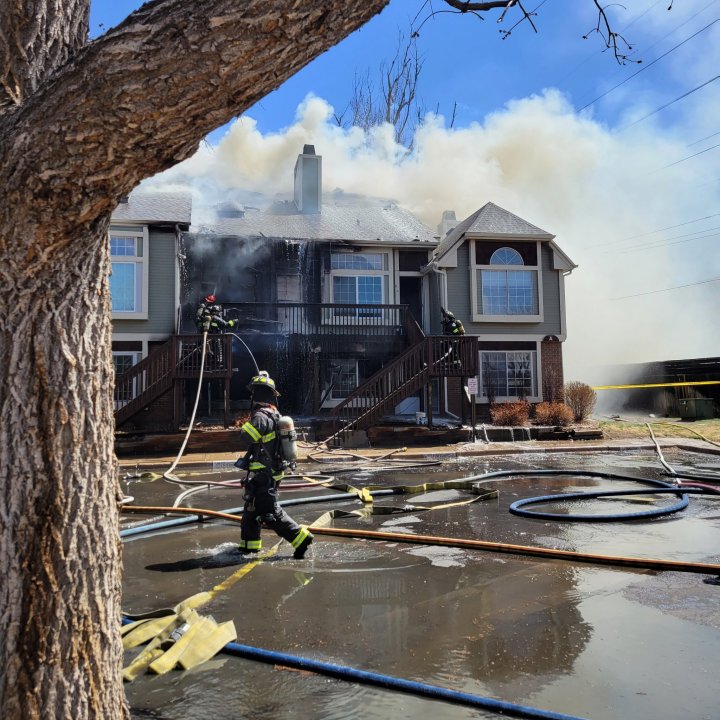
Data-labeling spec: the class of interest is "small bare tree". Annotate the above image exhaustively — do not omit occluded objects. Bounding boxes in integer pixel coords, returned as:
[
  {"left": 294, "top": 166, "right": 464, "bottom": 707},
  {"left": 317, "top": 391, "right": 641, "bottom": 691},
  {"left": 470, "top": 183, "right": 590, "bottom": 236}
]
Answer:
[{"left": 335, "top": 30, "right": 426, "bottom": 148}]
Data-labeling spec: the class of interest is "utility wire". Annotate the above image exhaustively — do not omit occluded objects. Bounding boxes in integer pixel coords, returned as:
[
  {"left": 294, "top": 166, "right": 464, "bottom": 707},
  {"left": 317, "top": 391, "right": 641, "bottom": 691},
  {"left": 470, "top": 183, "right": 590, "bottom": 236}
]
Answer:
[
  {"left": 660, "top": 141, "right": 720, "bottom": 169},
  {"left": 596, "top": 211, "right": 720, "bottom": 246},
  {"left": 621, "top": 74, "right": 720, "bottom": 129},
  {"left": 612, "top": 276, "right": 720, "bottom": 300},
  {"left": 616, "top": 229, "right": 720, "bottom": 254},
  {"left": 623, "top": 0, "right": 719, "bottom": 62},
  {"left": 579, "top": 19, "right": 719, "bottom": 111},
  {"left": 688, "top": 129, "right": 720, "bottom": 146}
]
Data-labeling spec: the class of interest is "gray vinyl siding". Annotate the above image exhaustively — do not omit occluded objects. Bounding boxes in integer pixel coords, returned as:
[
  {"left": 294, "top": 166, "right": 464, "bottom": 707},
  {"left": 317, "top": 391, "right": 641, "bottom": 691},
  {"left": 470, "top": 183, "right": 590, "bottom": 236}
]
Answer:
[
  {"left": 113, "top": 229, "right": 176, "bottom": 335},
  {"left": 445, "top": 242, "right": 563, "bottom": 337},
  {"left": 446, "top": 243, "right": 472, "bottom": 327}
]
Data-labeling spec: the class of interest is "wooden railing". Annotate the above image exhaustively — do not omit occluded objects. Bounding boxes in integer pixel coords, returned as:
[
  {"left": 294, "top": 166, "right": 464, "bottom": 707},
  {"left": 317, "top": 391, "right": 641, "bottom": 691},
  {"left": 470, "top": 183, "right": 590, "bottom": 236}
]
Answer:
[
  {"left": 326, "top": 336, "right": 478, "bottom": 444},
  {"left": 221, "top": 302, "right": 421, "bottom": 340},
  {"left": 114, "top": 334, "right": 232, "bottom": 427}
]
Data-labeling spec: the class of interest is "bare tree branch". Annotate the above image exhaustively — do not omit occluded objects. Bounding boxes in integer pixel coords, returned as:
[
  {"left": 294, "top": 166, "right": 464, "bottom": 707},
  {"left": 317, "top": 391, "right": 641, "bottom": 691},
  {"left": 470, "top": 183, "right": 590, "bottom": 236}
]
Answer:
[
  {"left": 346, "top": 30, "right": 426, "bottom": 148},
  {"left": 585, "top": 0, "right": 642, "bottom": 64}
]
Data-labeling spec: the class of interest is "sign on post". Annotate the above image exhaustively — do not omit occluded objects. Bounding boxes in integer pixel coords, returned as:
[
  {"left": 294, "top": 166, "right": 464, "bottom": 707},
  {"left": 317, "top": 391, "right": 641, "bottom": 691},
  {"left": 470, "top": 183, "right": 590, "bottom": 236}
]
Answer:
[{"left": 467, "top": 377, "right": 478, "bottom": 395}]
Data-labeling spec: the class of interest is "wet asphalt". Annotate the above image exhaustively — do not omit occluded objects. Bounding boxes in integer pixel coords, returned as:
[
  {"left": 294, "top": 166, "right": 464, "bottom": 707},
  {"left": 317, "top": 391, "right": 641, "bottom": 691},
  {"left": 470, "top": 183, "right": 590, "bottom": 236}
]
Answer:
[{"left": 120, "top": 445, "right": 720, "bottom": 720}]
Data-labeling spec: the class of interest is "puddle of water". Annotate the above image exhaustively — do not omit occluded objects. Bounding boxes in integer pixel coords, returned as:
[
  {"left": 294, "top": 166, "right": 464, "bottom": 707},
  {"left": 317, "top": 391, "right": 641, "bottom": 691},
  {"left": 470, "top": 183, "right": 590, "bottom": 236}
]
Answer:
[{"left": 122, "top": 450, "right": 720, "bottom": 720}]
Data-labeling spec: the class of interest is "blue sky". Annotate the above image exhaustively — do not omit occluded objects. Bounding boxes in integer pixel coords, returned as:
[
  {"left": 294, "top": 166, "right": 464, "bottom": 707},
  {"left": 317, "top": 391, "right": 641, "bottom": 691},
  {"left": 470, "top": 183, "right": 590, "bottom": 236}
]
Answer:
[
  {"left": 90, "top": 1, "right": 719, "bottom": 135},
  {"left": 91, "top": 1, "right": 720, "bottom": 372}
]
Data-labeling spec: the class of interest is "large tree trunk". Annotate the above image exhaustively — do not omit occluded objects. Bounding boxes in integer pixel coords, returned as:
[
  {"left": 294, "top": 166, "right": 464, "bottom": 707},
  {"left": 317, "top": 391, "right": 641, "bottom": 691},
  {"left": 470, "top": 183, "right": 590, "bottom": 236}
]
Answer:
[
  {"left": 0, "top": 1, "right": 389, "bottom": 717},
  {"left": 0, "top": 222, "right": 125, "bottom": 717}
]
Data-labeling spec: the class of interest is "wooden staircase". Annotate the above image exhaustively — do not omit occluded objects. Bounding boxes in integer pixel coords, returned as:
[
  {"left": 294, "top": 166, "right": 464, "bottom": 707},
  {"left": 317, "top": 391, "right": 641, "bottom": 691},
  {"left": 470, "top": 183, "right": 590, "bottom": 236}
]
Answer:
[
  {"left": 114, "top": 334, "right": 232, "bottom": 428},
  {"left": 327, "top": 336, "right": 478, "bottom": 445}
]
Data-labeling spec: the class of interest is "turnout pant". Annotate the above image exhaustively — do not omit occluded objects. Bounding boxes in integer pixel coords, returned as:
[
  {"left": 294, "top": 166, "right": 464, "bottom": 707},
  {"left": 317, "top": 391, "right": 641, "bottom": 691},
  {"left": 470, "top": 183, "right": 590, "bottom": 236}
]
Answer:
[{"left": 240, "top": 469, "right": 304, "bottom": 551}]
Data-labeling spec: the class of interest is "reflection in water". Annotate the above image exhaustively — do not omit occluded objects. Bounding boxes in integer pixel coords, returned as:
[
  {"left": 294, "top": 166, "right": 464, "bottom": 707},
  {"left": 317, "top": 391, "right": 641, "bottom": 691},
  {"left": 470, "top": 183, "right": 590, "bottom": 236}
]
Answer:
[{"left": 122, "top": 450, "right": 720, "bottom": 720}]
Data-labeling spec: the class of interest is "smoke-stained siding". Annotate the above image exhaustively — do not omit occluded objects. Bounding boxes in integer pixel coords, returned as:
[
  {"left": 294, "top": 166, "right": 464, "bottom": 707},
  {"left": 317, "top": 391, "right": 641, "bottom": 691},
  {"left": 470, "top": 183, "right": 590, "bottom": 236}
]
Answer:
[{"left": 114, "top": 230, "right": 177, "bottom": 335}]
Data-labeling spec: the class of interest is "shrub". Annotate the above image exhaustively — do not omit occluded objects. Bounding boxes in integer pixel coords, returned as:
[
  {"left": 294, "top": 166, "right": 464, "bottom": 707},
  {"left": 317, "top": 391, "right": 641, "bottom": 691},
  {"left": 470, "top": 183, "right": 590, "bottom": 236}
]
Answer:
[
  {"left": 534, "top": 402, "right": 573, "bottom": 426},
  {"left": 489, "top": 401, "right": 530, "bottom": 426},
  {"left": 563, "top": 381, "right": 597, "bottom": 422}
]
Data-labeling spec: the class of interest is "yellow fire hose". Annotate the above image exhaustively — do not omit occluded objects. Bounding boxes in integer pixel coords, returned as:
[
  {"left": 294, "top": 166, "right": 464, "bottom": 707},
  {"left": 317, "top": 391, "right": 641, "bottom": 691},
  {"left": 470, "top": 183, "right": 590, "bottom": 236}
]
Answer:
[{"left": 121, "top": 504, "right": 720, "bottom": 576}]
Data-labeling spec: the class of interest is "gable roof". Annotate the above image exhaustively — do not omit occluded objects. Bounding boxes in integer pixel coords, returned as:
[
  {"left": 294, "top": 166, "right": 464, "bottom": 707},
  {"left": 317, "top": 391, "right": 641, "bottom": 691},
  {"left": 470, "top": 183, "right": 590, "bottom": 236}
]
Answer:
[
  {"left": 431, "top": 202, "right": 554, "bottom": 264},
  {"left": 192, "top": 192, "right": 436, "bottom": 245},
  {"left": 111, "top": 192, "right": 192, "bottom": 227}
]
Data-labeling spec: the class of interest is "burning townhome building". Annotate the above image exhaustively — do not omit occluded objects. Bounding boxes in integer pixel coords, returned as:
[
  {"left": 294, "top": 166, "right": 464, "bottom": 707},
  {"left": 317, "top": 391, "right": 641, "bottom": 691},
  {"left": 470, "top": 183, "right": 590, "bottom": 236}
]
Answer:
[{"left": 113, "top": 144, "right": 578, "bottom": 444}]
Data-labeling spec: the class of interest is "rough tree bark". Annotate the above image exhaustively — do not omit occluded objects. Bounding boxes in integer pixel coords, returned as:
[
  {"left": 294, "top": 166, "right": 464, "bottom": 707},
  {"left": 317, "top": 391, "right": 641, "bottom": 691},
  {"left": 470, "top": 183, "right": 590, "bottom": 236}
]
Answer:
[{"left": 0, "top": 1, "right": 389, "bottom": 717}]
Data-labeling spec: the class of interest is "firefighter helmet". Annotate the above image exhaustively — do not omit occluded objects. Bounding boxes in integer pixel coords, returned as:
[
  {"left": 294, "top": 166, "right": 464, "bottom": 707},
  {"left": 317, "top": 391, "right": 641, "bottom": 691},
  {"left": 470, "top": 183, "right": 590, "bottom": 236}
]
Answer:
[
  {"left": 204, "top": 294, "right": 216, "bottom": 303},
  {"left": 247, "top": 371, "right": 279, "bottom": 396}
]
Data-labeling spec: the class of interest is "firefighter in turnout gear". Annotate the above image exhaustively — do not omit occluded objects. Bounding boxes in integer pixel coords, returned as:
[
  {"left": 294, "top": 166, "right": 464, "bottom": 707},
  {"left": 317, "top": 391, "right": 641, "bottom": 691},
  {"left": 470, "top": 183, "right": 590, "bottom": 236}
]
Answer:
[
  {"left": 195, "top": 294, "right": 236, "bottom": 334},
  {"left": 235, "top": 372, "right": 313, "bottom": 559},
  {"left": 441, "top": 307, "right": 465, "bottom": 336}
]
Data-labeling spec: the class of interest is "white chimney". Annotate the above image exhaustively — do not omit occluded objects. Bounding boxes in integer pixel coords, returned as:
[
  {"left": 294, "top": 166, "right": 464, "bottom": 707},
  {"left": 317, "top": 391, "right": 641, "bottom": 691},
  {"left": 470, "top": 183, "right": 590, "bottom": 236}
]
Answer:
[
  {"left": 294, "top": 144, "right": 322, "bottom": 214},
  {"left": 438, "top": 210, "right": 457, "bottom": 237}
]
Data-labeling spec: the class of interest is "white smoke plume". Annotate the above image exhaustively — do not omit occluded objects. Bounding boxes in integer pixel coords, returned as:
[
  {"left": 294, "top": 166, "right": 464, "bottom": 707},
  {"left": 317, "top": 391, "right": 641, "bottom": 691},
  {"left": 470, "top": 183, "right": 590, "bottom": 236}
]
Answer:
[{"left": 146, "top": 87, "right": 719, "bottom": 382}]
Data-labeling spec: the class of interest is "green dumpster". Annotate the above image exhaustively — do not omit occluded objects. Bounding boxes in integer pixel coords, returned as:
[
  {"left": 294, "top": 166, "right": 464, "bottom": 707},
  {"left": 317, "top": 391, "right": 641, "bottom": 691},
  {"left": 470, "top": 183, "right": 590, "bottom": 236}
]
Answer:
[{"left": 678, "top": 398, "right": 715, "bottom": 420}]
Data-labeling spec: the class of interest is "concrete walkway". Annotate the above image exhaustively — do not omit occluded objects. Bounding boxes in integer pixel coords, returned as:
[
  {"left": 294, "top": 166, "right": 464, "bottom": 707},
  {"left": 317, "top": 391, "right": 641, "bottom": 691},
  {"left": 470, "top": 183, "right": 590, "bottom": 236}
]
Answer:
[{"left": 117, "top": 435, "right": 720, "bottom": 474}]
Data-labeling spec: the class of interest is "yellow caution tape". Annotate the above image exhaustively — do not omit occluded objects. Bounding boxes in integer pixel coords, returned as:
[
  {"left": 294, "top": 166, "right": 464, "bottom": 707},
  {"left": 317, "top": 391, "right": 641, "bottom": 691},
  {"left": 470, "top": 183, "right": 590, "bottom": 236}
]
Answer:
[{"left": 593, "top": 380, "right": 720, "bottom": 390}]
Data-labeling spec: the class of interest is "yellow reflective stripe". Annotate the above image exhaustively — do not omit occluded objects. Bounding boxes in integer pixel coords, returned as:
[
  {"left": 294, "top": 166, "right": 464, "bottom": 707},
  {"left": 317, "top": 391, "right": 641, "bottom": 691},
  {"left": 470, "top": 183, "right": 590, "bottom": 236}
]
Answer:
[
  {"left": 261, "top": 431, "right": 276, "bottom": 442},
  {"left": 242, "top": 422, "right": 261, "bottom": 441},
  {"left": 242, "top": 539, "right": 262, "bottom": 550},
  {"left": 291, "top": 527, "right": 310, "bottom": 548},
  {"left": 249, "top": 462, "right": 267, "bottom": 470}
]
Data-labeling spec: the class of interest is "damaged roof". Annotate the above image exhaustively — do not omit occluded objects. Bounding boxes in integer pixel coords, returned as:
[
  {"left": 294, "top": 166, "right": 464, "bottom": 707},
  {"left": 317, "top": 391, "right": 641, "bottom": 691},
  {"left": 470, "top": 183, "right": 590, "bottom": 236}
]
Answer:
[
  {"left": 111, "top": 192, "right": 192, "bottom": 227},
  {"left": 192, "top": 192, "right": 436, "bottom": 245},
  {"left": 432, "top": 201, "right": 554, "bottom": 263}
]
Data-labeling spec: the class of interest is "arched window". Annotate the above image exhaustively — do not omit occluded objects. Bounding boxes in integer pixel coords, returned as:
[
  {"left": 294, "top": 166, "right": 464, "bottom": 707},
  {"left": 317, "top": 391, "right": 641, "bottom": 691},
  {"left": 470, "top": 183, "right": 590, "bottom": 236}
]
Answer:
[{"left": 489, "top": 247, "right": 524, "bottom": 265}]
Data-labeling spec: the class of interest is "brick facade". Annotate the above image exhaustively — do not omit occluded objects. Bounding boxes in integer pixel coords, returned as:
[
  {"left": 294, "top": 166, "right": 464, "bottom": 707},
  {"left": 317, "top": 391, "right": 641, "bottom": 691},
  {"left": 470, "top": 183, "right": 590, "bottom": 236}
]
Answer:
[{"left": 541, "top": 336, "right": 564, "bottom": 402}]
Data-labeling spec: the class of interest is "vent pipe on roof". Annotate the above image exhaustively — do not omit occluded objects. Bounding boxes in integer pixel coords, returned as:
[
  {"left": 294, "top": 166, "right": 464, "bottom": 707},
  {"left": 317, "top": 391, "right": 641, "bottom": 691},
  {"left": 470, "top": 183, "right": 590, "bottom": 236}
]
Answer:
[{"left": 294, "top": 145, "right": 322, "bottom": 214}]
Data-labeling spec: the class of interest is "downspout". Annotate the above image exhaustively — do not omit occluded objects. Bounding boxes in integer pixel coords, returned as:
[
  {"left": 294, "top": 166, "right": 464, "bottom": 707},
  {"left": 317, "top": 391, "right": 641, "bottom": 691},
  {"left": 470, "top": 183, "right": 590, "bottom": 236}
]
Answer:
[
  {"left": 175, "top": 224, "right": 185, "bottom": 334},
  {"left": 428, "top": 260, "right": 450, "bottom": 419}
]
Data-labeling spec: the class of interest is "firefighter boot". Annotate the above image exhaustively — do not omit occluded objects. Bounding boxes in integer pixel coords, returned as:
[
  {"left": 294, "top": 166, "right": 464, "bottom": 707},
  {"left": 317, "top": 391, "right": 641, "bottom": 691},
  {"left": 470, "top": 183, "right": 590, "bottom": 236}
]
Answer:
[{"left": 292, "top": 529, "right": 314, "bottom": 559}]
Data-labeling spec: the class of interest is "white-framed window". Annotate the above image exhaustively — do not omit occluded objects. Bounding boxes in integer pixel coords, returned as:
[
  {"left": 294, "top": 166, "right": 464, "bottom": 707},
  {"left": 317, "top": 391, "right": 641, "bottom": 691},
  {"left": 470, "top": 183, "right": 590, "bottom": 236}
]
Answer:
[
  {"left": 471, "top": 242, "right": 542, "bottom": 322},
  {"left": 110, "top": 228, "right": 149, "bottom": 319},
  {"left": 479, "top": 350, "right": 538, "bottom": 400},
  {"left": 329, "top": 252, "right": 389, "bottom": 319},
  {"left": 330, "top": 359, "right": 359, "bottom": 400},
  {"left": 113, "top": 350, "right": 142, "bottom": 408}
]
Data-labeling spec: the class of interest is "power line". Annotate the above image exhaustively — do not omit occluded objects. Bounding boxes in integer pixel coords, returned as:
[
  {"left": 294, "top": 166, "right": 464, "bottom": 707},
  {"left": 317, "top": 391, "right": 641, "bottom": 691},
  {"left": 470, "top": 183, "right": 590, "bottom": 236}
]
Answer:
[
  {"left": 688, "top": 129, "right": 720, "bottom": 147},
  {"left": 599, "top": 212, "right": 720, "bottom": 246},
  {"left": 624, "top": 0, "right": 719, "bottom": 60},
  {"left": 621, "top": 74, "right": 720, "bottom": 129},
  {"left": 660, "top": 142, "right": 720, "bottom": 169},
  {"left": 616, "top": 229, "right": 720, "bottom": 254},
  {"left": 612, "top": 276, "right": 720, "bottom": 300},
  {"left": 579, "top": 19, "right": 719, "bottom": 112}
]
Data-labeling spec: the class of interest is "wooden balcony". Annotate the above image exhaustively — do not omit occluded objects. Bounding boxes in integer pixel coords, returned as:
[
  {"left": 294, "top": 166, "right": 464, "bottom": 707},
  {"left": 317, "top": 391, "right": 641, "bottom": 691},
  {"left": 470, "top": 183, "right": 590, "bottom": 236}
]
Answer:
[{"left": 221, "top": 302, "right": 424, "bottom": 349}]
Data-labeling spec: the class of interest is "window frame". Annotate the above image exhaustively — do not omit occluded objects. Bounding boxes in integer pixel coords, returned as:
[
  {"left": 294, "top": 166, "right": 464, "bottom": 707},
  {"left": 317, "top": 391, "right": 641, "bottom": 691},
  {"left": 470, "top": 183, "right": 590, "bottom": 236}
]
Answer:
[
  {"left": 321, "top": 358, "right": 360, "bottom": 409},
  {"left": 110, "top": 226, "right": 149, "bottom": 320},
  {"left": 112, "top": 350, "right": 143, "bottom": 409},
  {"left": 477, "top": 349, "right": 539, "bottom": 402},
  {"left": 326, "top": 250, "right": 391, "bottom": 323},
  {"left": 469, "top": 239, "right": 544, "bottom": 322}
]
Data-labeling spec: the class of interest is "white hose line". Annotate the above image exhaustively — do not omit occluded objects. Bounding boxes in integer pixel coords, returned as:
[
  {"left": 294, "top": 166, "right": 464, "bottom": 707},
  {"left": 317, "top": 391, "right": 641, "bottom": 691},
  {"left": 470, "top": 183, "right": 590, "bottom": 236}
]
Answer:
[
  {"left": 646, "top": 422, "right": 678, "bottom": 479},
  {"left": 164, "top": 332, "right": 209, "bottom": 491}
]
